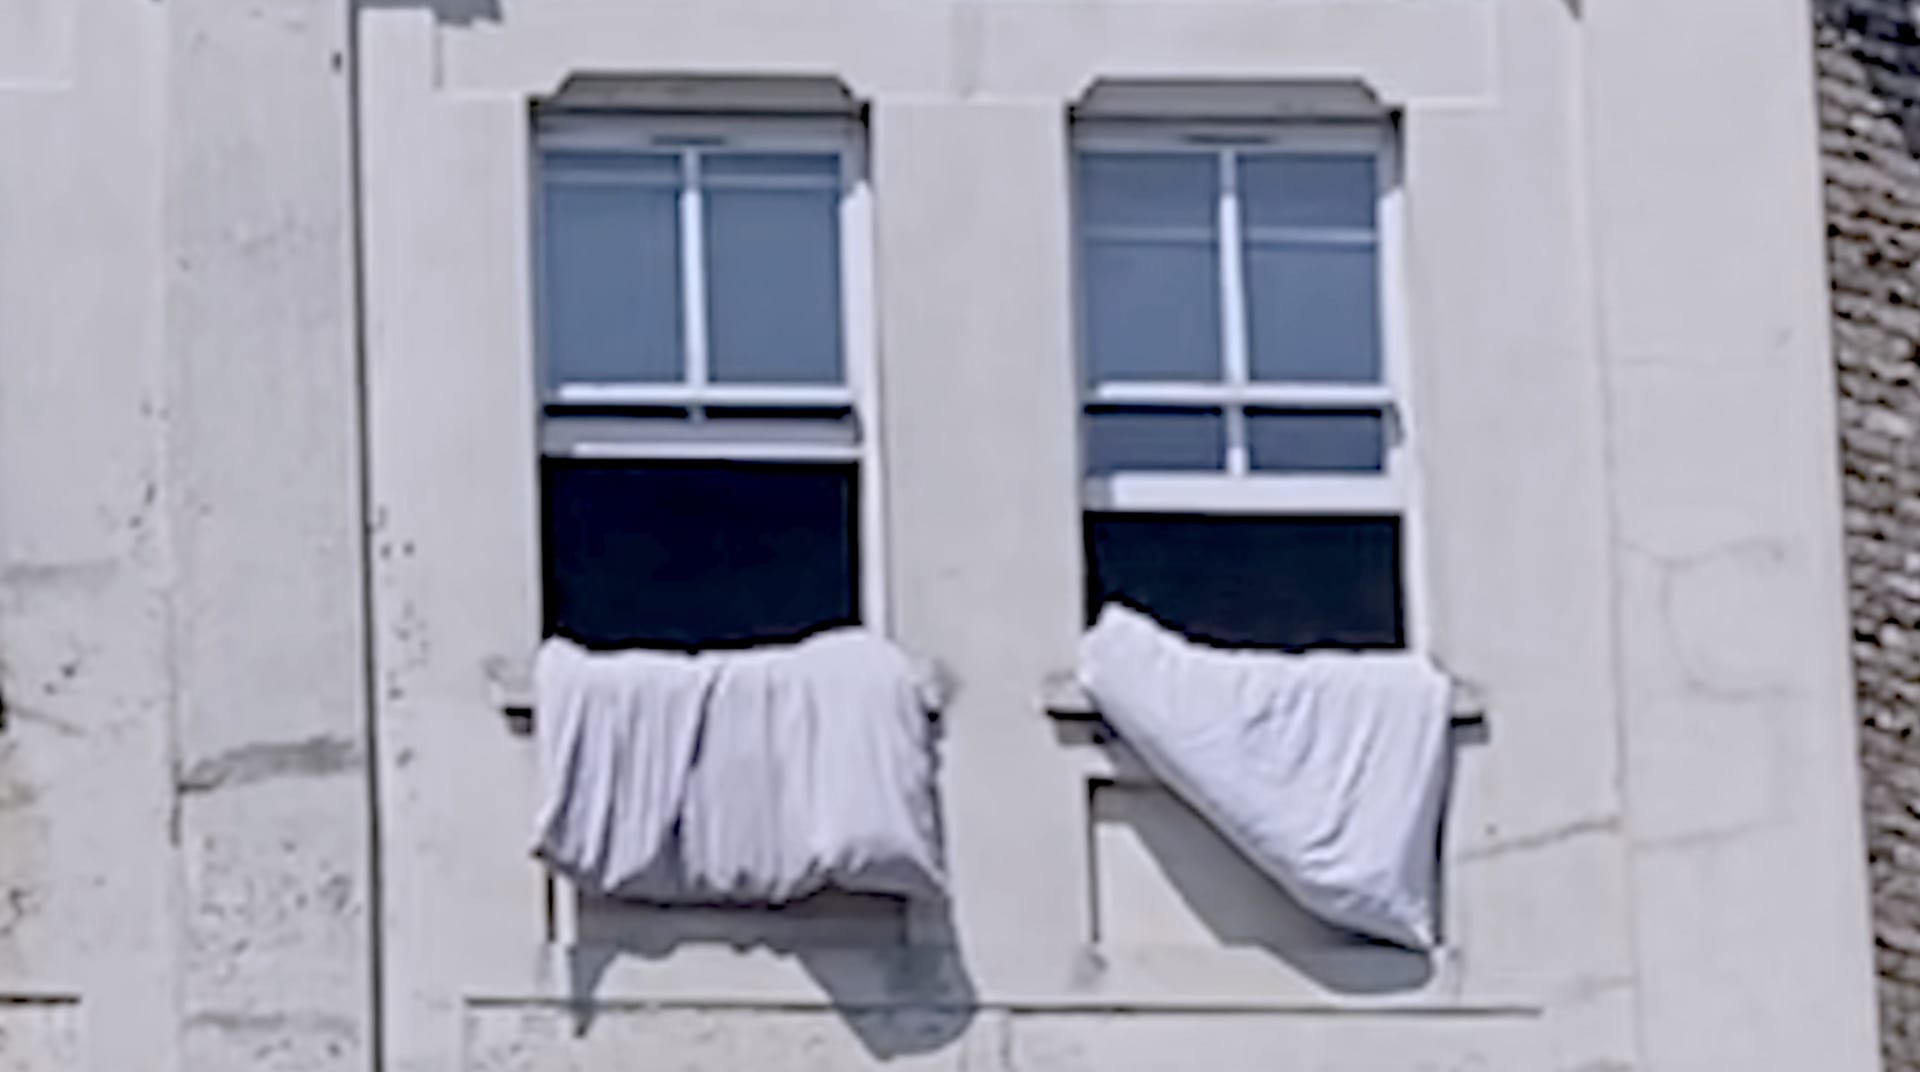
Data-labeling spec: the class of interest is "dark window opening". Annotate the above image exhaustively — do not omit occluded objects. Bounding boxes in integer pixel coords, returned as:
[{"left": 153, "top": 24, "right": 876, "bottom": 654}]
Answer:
[
  {"left": 543, "top": 459, "right": 860, "bottom": 650},
  {"left": 1085, "top": 513, "right": 1403, "bottom": 650}
]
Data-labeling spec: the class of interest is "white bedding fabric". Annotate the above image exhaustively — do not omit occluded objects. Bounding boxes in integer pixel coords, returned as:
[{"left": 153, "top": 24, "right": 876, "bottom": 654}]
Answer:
[
  {"left": 1079, "top": 604, "right": 1451, "bottom": 948},
  {"left": 533, "top": 631, "right": 944, "bottom": 904},
  {"left": 532, "top": 639, "right": 711, "bottom": 900}
]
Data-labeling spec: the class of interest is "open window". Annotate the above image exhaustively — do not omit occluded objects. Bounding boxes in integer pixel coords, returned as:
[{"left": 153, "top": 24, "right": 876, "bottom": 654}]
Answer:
[
  {"left": 533, "top": 112, "right": 882, "bottom": 649},
  {"left": 528, "top": 103, "right": 916, "bottom": 942},
  {"left": 1073, "top": 119, "right": 1415, "bottom": 650}
]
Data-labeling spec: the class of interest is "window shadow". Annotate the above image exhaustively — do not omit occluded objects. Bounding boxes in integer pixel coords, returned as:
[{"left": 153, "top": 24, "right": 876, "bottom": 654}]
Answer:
[
  {"left": 357, "top": 0, "right": 501, "bottom": 26},
  {"left": 1089, "top": 773, "right": 1439, "bottom": 995},
  {"left": 554, "top": 714, "right": 971, "bottom": 1058},
  {"left": 562, "top": 891, "right": 978, "bottom": 1060}
]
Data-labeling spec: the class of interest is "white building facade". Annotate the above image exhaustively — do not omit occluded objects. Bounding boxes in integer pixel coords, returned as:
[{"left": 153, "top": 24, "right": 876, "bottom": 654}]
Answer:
[{"left": 0, "top": 1, "right": 1884, "bottom": 1070}]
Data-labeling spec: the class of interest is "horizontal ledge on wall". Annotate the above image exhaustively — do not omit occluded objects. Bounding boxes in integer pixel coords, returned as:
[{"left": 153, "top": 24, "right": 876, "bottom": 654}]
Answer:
[
  {"left": 461, "top": 988, "right": 1544, "bottom": 1019},
  {"left": 489, "top": 652, "right": 950, "bottom": 735},
  {"left": 541, "top": 73, "right": 860, "bottom": 117},
  {"left": 1073, "top": 77, "right": 1389, "bottom": 123},
  {"left": 1039, "top": 671, "right": 1488, "bottom": 729},
  {"left": 0, "top": 990, "right": 81, "bottom": 1006}
]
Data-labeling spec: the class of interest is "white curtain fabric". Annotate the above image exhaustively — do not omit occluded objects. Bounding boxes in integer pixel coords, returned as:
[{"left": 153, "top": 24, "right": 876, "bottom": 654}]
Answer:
[{"left": 1080, "top": 604, "right": 1451, "bottom": 948}]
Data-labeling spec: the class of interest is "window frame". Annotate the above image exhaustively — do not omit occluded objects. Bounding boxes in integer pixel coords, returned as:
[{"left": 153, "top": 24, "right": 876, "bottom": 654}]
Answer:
[
  {"left": 1073, "top": 121, "right": 1412, "bottom": 516},
  {"left": 530, "top": 112, "right": 889, "bottom": 635},
  {"left": 1072, "top": 118, "right": 1425, "bottom": 648}
]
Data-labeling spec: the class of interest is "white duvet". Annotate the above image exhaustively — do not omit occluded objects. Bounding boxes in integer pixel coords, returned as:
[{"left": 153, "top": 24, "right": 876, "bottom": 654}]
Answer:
[
  {"left": 1079, "top": 604, "right": 1451, "bottom": 948},
  {"left": 533, "top": 630, "right": 945, "bottom": 905}
]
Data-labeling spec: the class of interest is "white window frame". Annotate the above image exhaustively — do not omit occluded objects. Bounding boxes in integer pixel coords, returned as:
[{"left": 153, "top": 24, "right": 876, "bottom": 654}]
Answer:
[
  {"left": 1074, "top": 121, "right": 1411, "bottom": 513},
  {"left": 532, "top": 112, "right": 889, "bottom": 633},
  {"left": 1074, "top": 119, "right": 1425, "bottom": 645}
]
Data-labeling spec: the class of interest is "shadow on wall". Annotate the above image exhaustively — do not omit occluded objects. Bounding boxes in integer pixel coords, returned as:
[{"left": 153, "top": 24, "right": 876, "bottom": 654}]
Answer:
[
  {"left": 564, "top": 892, "right": 979, "bottom": 1060},
  {"left": 357, "top": 0, "right": 502, "bottom": 25},
  {"left": 1094, "top": 778, "right": 1436, "bottom": 995},
  {"left": 554, "top": 711, "right": 974, "bottom": 1058},
  {"left": 544, "top": 664, "right": 971, "bottom": 1058}
]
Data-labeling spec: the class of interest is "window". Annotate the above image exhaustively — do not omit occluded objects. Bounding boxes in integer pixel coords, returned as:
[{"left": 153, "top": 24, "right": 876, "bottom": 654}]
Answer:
[
  {"left": 1074, "top": 122, "right": 1413, "bottom": 649},
  {"left": 534, "top": 114, "right": 880, "bottom": 649}
]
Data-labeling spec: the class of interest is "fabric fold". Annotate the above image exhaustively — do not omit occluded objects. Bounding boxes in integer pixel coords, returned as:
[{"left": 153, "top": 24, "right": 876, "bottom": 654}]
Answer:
[
  {"left": 531, "top": 638, "right": 713, "bottom": 899},
  {"left": 1079, "top": 604, "right": 1450, "bottom": 948},
  {"left": 531, "top": 629, "right": 944, "bottom": 905}
]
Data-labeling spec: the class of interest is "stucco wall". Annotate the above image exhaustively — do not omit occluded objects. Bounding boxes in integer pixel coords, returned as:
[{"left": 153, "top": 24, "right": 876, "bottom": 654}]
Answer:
[
  {"left": 0, "top": 0, "right": 1884, "bottom": 1070},
  {"left": 1585, "top": 1, "right": 1878, "bottom": 1065},
  {"left": 0, "top": 2, "right": 373, "bottom": 1070},
  {"left": 1819, "top": 1, "right": 1920, "bottom": 1068},
  {"left": 0, "top": 4, "right": 175, "bottom": 1067},
  {"left": 358, "top": 0, "right": 1876, "bottom": 1070}
]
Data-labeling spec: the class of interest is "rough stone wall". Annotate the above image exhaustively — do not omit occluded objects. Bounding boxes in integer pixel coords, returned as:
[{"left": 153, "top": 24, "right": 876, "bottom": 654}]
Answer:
[{"left": 1818, "top": 1, "right": 1920, "bottom": 1068}]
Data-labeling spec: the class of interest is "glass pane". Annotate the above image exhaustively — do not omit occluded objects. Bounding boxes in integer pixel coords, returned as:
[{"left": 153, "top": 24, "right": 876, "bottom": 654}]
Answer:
[
  {"left": 698, "top": 407, "right": 860, "bottom": 450},
  {"left": 1086, "top": 408, "right": 1225, "bottom": 474},
  {"left": 1080, "top": 152, "right": 1218, "bottom": 230},
  {"left": 705, "top": 186, "right": 844, "bottom": 384},
  {"left": 1084, "top": 238, "right": 1223, "bottom": 382},
  {"left": 541, "top": 179, "right": 683, "bottom": 385},
  {"left": 704, "top": 153, "right": 841, "bottom": 183},
  {"left": 542, "top": 150, "right": 681, "bottom": 184},
  {"left": 1247, "top": 409, "right": 1386, "bottom": 472},
  {"left": 1244, "top": 239, "right": 1380, "bottom": 383},
  {"left": 542, "top": 460, "right": 860, "bottom": 649},
  {"left": 1085, "top": 514, "right": 1403, "bottom": 649},
  {"left": 1239, "top": 154, "right": 1376, "bottom": 231}
]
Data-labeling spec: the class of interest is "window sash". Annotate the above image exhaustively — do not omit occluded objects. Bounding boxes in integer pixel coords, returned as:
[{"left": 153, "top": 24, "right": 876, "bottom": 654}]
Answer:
[
  {"left": 1074, "top": 121, "right": 1420, "bottom": 651},
  {"left": 543, "top": 413, "right": 861, "bottom": 463},
  {"left": 532, "top": 114, "right": 887, "bottom": 633},
  {"left": 1085, "top": 471, "right": 1405, "bottom": 515},
  {"left": 535, "top": 130, "right": 857, "bottom": 404},
  {"left": 1087, "top": 381, "right": 1390, "bottom": 408},
  {"left": 548, "top": 382, "right": 855, "bottom": 408},
  {"left": 1074, "top": 124, "right": 1402, "bottom": 505}
]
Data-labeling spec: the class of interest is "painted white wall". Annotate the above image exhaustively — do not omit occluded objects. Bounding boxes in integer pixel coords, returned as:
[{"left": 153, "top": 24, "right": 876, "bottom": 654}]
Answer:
[
  {"left": 0, "top": 3, "right": 174, "bottom": 1069},
  {"left": 1584, "top": 3, "right": 1880, "bottom": 1069},
  {"left": 0, "top": 0, "right": 1880, "bottom": 1069},
  {"left": 0, "top": 1, "right": 373, "bottom": 1070}
]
